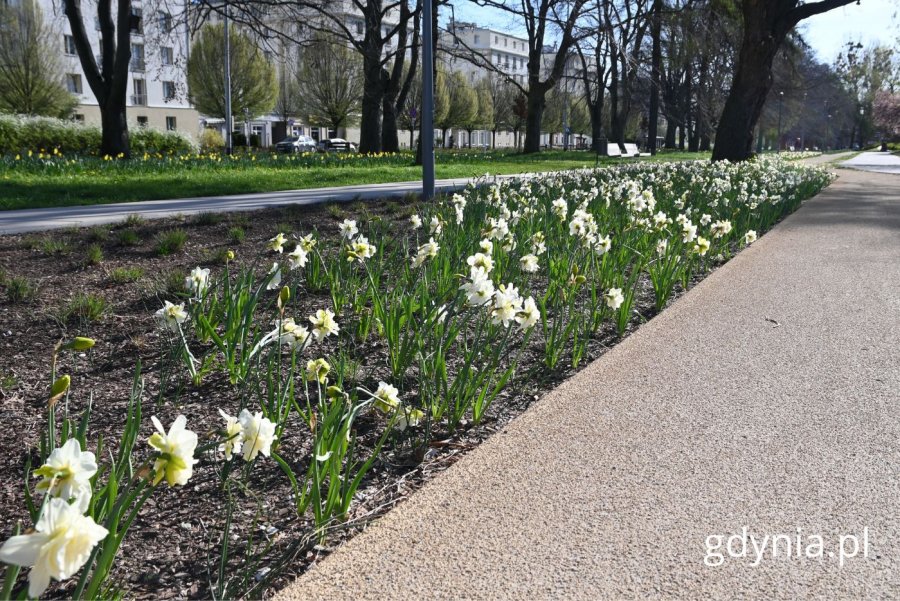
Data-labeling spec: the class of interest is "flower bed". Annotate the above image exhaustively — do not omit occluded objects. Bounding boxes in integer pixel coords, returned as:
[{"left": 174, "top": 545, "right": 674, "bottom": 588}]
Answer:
[{"left": 0, "top": 157, "right": 833, "bottom": 599}]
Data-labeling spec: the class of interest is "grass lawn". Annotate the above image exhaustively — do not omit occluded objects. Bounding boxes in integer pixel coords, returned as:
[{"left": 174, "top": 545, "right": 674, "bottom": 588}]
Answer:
[{"left": 0, "top": 148, "right": 707, "bottom": 210}]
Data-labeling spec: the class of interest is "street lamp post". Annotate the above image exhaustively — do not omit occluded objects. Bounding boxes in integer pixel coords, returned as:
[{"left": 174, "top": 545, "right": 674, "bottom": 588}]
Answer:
[
  {"left": 223, "top": 0, "right": 233, "bottom": 155},
  {"left": 421, "top": 0, "right": 435, "bottom": 200}
]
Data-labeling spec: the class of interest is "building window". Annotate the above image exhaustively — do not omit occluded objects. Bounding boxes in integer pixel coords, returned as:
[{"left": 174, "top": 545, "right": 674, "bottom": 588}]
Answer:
[
  {"left": 355, "top": 21, "right": 363, "bottom": 35},
  {"left": 166, "top": 116, "right": 176, "bottom": 131},
  {"left": 130, "top": 43, "right": 144, "bottom": 70},
  {"left": 474, "top": 34, "right": 479, "bottom": 44},
  {"left": 72, "top": 113, "right": 85, "bottom": 123},
  {"left": 130, "top": 7, "right": 142, "bottom": 34},
  {"left": 137, "top": 116, "right": 148, "bottom": 127},
  {"left": 157, "top": 11, "right": 171, "bottom": 32},
  {"left": 132, "top": 78, "right": 146, "bottom": 105},
  {"left": 64, "top": 35, "right": 76, "bottom": 55},
  {"left": 503, "top": 37, "right": 507, "bottom": 47},
  {"left": 161, "top": 46, "right": 174, "bottom": 65},
  {"left": 66, "top": 74, "right": 82, "bottom": 94},
  {"left": 163, "top": 81, "right": 176, "bottom": 100},
  {"left": 494, "top": 35, "right": 498, "bottom": 44}
]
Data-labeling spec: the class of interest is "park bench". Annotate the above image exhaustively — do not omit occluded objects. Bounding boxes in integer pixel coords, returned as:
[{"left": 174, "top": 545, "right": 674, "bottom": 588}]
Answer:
[
  {"left": 606, "top": 143, "right": 623, "bottom": 157},
  {"left": 623, "top": 143, "right": 651, "bottom": 157}
]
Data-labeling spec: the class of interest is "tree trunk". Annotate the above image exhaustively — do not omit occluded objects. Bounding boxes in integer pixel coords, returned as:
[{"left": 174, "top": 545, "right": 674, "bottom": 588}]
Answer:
[
  {"left": 664, "top": 117, "right": 677, "bottom": 148},
  {"left": 359, "top": 52, "right": 384, "bottom": 154},
  {"left": 647, "top": 0, "right": 661, "bottom": 155},
  {"left": 382, "top": 92, "right": 400, "bottom": 152},
  {"left": 523, "top": 89, "right": 546, "bottom": 154},
  {"left": 100, "top": 97, "right": 130, "bottom": 157}
]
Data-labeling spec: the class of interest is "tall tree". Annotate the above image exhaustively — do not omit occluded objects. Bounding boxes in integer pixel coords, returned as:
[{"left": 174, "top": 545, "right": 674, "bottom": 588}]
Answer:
[
  {"left": 472, "top": 0, "right": 588, "bottom": 153},
  {"left": 0, "top": 0, "right": 75, "bottom": 117},
  {"left": 435, "top": 70, "right": 478, "bottom": 146},
  {"left": 647, "top": 0, "right": 662, "bottom": 154},
  {"left": 61, "top": 0, "right": 136, "bottom": 156},
  {"left": 187, "top": 24, "right": 278, "bottom": 122},
  {"left": 712, "top": 0, "right": 858, "bottom": 162},
  {"left": 295, "top": 33, "right": 365, "bottom": 132}
]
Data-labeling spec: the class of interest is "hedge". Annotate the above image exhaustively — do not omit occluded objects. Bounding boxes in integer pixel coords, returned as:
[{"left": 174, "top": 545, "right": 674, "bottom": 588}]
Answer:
[{"left": 0, "top": 114, "right": 194, "bottom": 155}]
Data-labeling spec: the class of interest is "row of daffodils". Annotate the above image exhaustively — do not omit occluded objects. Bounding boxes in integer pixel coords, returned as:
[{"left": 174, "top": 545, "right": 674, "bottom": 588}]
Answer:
[{"left": 0, "top": 156, "right": 833, "bottom": 598}]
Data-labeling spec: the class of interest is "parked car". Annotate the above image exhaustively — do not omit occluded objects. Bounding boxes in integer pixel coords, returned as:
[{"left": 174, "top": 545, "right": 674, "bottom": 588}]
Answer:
[
  {"left": 275, "top": 135, "right": 317, "bottom": 153},
  {"left": 317, "top": 138, "right": 357, "bottom": 153}
]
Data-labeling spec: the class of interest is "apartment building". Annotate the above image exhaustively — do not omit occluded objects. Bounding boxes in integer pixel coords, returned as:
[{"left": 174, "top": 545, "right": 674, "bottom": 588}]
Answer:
[
  {"left": 200, "top": 0, "right": 406, "bottom": 148},
  {"left": 36, "top": 0, "right": 198, "bottom": 140}
]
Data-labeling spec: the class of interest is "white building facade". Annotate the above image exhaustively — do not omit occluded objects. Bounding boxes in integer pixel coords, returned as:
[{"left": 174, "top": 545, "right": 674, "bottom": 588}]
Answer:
[{"left": 37, "top": 0, "right": 199, "bottom": 140}]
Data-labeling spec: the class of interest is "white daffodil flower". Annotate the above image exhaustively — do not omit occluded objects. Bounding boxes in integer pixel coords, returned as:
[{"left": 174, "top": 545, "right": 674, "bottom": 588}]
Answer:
[
  {"left": 466, "top": 253, "right": 494, "bottom": 278},
  {"left": 604, "top": 288, "right": 625, "bottom": 310},
  {"left": 0, "top": 497, "right": 109, "bottom": 598},
  {"left": 339, "top": 219, "right": 358, "bottom": 239},
  {"left": 287, "top": 245, "right": 308, "bottom": 270},
  {"left": 309, "top": 308, "right": 339, "bottom": 340},
  {"left": 516, "top": 296, "right": 540, "bottom": 331},
  {"left": 184, "top": 266, "right": 210, "bottom": 297},
  {"left": 305, "top": 358, "right": 331, "bottom": 384},
  {"left": 520, "top": 254, "right": 539, "bottom": 273},
  {"left": 409, "top": 214, "right": 422, "bottom": 229},
  {"left": 491, "top": 283, "right": 523, "bottom": 327},
  {"left": 33, "top": 438, "right": 97, "bottom": 513},
  {"left": 218, "top": 409, "right": 243, "bottom": 461},
  {"left": 710, "top": 220, "right": 733, "bottom": 238},
  {"left": 267, "top": 232, "right": 287, "bottom": 253},
  {"left": 372, "top": 381, "right": 400, "bottom": 413},
  {"left": 693, "top": 236, "right": 711, "bottom": 256},
  {"left": 461, "top": 272, "right": 495, "bottom": 307},
  {"left": 155, "top": 301, "right": 188, "bottom": 332},
  {"left": 412, "top": 238, "right": 440, "bottom": 268},
  {"left": 237, "top": 410, "right": 277, "bottom": 462},
  {"left": 743, "top": 230, "right": 758, "bottom": 245},
  {"left": 148, "top": 415, "right": 198, "bottom": 487},
  {"left": 429, "top": 215, "right": 443, "bottom": 236},
  {"left": 266, "top": 263, "right": 282, "bottom": 290}
]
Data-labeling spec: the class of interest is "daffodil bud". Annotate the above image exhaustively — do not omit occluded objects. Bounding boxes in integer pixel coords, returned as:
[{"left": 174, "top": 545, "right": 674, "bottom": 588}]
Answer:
[
  {"left": 49, "top": 375, "right": 70, "bottom": 405},
  {"left": 63, "top": 337, "right": 95, "bottom": 351},
  {"left": 326, "top": 385, "right": 344, "bottom": 399},
  {"left": 226, "top": 250, "right": 235, "bottom": 262},
  {"left": 278, "top": 286, "right": 290, "bottom": 311}
]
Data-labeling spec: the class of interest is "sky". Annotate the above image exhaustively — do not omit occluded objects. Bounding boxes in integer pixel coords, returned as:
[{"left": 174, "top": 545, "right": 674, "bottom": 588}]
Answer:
[{"left": 449, "top": 0, "right": 898, "bottom": 65}]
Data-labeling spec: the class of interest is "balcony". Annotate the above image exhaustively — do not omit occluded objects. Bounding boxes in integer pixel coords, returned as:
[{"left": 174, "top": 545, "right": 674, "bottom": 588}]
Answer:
[{"left": 130, "top": 94, "right": 147, "bottom": 106}]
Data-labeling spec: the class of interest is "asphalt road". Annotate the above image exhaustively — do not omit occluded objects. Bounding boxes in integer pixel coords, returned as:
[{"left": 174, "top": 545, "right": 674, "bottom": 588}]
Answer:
[
  {"left": 277, "top": 166, "right": 900, "bottom": 600},
  {"left": 0, "top": 177, "right": 477, "bottom": 235}
]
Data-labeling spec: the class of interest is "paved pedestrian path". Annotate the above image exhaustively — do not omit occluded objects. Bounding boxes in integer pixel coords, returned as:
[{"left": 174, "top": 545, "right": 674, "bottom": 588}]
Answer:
[
  {"left": 841, "top": 150, "right": 900, "bottom": 174},
  {"left": 278, "top": 167, "right": 900, "bottom": 599}
]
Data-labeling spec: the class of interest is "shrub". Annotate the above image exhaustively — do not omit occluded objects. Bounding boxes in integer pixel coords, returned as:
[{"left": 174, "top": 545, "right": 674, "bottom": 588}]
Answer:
[
  {"left": 4, "top": 275, "right": 37, "bottom": 303},
  {"left": 117, "top": 230, "right": 141, "bottom": 247},
  {"left": 228, "top": 226, "right": 246, "bottom": 244},
  {"left": 84, "top": 244, "right": 104, "bottom": 266},
  {"left": 39, "top": 237, "right": 72, "bottom": 255},
  {"left": 57, "top": 293, "right": 107, "bottom": 323},
  {"left": 155, "top": 228, "right": 188, "bottom": 255},
  {"left": 109, "top": 267, "right": 144, "bottom": 284},
  {"left": 199, "top": 128, "right": 225, "bottom": 153},
  {"left": 131, "top": 126, "right": 194, "bottom": 155},
  {"left": 121, "top": 214, "right": 145, "bottom": 228},
  {"left": 193, "top": 211, "right": 223, "bottom": 226},
  {"left": 86, "top": 226, "right": 109, "bottom": 243},
  {"left": 0, "top": 114, "right": 193, "bottom": 156}
]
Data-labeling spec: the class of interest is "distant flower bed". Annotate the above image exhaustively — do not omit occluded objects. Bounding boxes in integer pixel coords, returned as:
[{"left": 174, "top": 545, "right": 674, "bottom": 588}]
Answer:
[{"left": 0, "top": 156, "right": 833, "bottom": 599}]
